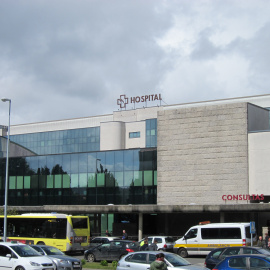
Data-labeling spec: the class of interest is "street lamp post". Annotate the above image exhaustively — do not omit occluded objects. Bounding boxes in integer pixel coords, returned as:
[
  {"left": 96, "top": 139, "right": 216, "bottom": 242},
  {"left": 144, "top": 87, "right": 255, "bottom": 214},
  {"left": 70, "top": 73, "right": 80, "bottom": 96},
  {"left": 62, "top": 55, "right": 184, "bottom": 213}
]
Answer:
[
  {"left": 1, "top": 98, "right": 11, "bottom": 242},
  {"left": 96, "top": 158, "right": 101, "bottom": 205}
]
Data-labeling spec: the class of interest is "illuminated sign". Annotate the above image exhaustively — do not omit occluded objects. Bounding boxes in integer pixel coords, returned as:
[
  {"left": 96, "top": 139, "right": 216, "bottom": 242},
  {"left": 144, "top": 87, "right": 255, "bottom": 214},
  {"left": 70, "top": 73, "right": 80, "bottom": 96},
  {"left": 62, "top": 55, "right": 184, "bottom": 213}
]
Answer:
[{"left": 117, "top": 94, "right": 162, "bottom": 109}]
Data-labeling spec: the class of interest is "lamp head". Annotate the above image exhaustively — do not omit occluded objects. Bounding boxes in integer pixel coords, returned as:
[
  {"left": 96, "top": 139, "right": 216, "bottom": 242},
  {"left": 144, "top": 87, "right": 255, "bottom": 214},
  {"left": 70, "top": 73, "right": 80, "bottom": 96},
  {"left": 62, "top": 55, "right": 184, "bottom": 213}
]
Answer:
[{"left": 1, "top": 98, "right": 11, "bottom": 102}]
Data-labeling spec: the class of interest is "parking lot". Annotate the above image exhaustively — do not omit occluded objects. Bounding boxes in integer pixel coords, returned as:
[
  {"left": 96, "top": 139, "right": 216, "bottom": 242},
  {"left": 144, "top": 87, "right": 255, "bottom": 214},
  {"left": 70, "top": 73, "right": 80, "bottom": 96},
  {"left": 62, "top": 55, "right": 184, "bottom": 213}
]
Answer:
[{"left": 71, "top": 252, "right": 206, "bottom": 268}]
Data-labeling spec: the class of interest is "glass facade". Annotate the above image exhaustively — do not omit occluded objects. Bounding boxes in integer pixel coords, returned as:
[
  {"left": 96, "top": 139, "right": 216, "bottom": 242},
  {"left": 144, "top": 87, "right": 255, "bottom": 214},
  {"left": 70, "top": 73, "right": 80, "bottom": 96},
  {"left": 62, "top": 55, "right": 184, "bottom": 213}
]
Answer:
[
  {"left": 0, "top": 148, "right": 157, "bottom": 206},
  {"left": 10, "top": 127, "right": 100, "bottom": 155},
  {"left": 146, "top": 119, "right": 157, "bottom": 147}
]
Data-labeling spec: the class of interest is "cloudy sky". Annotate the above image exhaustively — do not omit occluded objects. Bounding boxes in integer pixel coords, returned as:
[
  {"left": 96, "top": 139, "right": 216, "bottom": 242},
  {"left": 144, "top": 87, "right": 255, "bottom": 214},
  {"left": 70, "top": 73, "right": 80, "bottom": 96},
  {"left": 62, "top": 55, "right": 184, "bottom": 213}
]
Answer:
[{"left": 0, "top": 0, "right": 270, "bottom": 125}]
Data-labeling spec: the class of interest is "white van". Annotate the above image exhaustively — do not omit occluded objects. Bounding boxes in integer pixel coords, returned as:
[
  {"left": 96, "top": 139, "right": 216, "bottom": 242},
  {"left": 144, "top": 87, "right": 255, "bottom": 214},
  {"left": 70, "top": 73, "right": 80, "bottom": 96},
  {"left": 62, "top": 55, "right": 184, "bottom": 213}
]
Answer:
[{"left": 173, "top": 223, "right": 256, "bottom": 257}]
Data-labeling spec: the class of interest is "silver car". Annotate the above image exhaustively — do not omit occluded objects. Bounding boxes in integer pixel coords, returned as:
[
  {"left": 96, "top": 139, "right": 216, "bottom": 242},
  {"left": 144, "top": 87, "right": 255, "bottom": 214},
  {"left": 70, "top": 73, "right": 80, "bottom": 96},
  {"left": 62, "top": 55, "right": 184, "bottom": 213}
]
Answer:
[
  {"left": 117, "top": 251, "right": 209, "bottom": 270},
  {"left": 31, "top": 245, "right": 82, "bottom": 270}
]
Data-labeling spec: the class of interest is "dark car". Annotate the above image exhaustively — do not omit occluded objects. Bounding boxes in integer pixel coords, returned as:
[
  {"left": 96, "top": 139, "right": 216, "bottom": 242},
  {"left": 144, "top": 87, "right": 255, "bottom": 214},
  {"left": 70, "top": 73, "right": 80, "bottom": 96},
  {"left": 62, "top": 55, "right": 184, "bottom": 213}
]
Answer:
[
  {"left": 205, "top": 246, "right": 270, "bottom": 269},
  {"left": 84, "top": 240, "right": 140, "bottom": 262},
  {"left": 89, "top": 237, "right": 121, "bottom": 248},
  {"left": 31, "top": 245, "right": 82, "bottom": 270},
  {"left": 212, "top": 254, "right": 270, "bottom": 270}
]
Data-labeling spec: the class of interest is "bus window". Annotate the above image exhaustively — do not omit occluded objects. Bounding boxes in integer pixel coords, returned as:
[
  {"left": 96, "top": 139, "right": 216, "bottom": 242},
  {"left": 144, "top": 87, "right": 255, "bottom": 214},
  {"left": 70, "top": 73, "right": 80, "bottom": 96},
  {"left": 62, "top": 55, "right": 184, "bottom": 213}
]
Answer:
[{"left": 71, "top": 218, "right": 88, "bottom": 229}]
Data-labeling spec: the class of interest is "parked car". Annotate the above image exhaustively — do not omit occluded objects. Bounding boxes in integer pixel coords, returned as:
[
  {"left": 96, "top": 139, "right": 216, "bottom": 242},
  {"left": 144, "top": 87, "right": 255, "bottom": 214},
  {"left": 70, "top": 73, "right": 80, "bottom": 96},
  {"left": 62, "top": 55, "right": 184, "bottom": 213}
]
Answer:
[
  {"left": 117, "top": 251, "right": 210, "bottom": 270},
  {"left": 212, "top": 254, "right": 270, "bottom": 270},
  {"left": 31, "top": 245, "right": 82, "bottom": 270},
  {"left": 139, "top": 236, "right": 175, "bottom": 252},
  {"left": 89, "top": 237, "right": 121, "bottom": 248},
  {"left": 84, "top": 240, "right": 140, "bottom": 262},
  {"left": 205, "top": 246, "right": 270, "bottom": 269},
  {"left": 0, "top": 242, "right": 56, "bottom": 270}
]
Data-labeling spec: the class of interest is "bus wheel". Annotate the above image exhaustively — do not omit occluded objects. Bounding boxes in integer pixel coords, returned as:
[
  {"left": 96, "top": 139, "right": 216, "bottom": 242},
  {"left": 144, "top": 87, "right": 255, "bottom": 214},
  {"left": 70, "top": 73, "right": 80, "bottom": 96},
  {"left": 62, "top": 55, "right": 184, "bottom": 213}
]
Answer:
[
  {"left": 178, "top": 248, "right": 188, "bottom": 258},
  {"left": 87, "top": 253, "right": 95, "bottom": 262},
  {"left": 37, "top": 241, "right": 45, "bottom": 245}
]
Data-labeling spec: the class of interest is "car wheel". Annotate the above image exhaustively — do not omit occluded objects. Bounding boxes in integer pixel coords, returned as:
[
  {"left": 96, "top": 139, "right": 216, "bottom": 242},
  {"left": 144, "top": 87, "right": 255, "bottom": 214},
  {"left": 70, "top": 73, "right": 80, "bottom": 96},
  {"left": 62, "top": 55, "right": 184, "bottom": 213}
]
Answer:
[
  {"left": 178, "top": 248, "right": 188, "bottom": 258},
  {"left": 15, "top": 266, "right": 25, "bottom": 270},
  {"left": 87, "top": 253, "right": 95, "bottom": 262},
  {"left": 37, "top": 241, "right": 45, "bottom": 245}
]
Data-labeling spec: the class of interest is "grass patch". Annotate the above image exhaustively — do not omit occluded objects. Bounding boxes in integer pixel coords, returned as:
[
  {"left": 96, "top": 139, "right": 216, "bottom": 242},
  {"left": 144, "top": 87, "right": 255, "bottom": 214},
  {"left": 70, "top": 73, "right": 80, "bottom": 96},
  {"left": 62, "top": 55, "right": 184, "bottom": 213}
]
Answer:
[{"left": 83, "top": 262, "right": 116, "bottom": 269}]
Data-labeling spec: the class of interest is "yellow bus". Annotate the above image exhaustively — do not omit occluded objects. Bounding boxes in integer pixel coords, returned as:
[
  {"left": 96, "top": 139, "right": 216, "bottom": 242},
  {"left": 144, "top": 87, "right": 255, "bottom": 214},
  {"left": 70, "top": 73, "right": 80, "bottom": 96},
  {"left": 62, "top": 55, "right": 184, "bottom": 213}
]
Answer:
[{"left": 0, "top": 213, "right": 90, "bottom": 252}]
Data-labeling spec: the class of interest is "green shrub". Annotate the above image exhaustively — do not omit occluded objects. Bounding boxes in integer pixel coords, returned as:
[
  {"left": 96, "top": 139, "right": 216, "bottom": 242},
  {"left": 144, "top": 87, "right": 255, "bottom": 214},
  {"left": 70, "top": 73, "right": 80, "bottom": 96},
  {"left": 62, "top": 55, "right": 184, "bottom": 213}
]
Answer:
[
  {"left": 100, "top": 260, "right": 108, "bottom": 266},
  {"left": 81, "top": 259, "right": 86, "bottom": 266},
  {"left": 112, "top": 261, "right": 118, "bottom": 268}
]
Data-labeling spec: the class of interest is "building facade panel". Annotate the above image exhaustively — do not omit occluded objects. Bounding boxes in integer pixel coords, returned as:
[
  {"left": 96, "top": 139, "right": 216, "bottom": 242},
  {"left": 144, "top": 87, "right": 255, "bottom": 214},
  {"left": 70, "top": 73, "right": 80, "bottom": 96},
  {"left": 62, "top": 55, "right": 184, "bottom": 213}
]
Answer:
[
  {"left": 249, "top": 131, "right": 270, "bottom": 195},
  {"left": 157, "top": 102, "right": 249, "bottom": 205}
]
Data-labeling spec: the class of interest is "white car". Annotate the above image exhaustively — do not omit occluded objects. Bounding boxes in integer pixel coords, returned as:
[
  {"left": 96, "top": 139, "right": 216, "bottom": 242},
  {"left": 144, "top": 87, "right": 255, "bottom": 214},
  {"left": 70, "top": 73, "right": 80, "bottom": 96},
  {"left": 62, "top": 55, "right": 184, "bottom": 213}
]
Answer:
[
  {"left": 0, "top": 242, "right": 55, "bottom": 270},
  {"left": 139, "top": 236, "right": 175, "bottom": 252},
  {"left": 117, "top": 251, "right": 209, "bottom": 270}
]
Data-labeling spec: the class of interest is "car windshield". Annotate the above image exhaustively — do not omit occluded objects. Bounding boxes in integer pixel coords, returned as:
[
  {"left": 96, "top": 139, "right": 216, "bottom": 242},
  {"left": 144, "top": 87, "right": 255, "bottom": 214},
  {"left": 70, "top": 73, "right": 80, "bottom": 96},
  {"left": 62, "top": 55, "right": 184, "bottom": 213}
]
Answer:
[
  {"left": 11, "top": 245, "right": 41, "bottom": 257},
  {"left": 42, "top": 246, "right": 65, "bottom": 255},
  {"left": 165, "top": 253, "right": 190, "bottom": 266}
]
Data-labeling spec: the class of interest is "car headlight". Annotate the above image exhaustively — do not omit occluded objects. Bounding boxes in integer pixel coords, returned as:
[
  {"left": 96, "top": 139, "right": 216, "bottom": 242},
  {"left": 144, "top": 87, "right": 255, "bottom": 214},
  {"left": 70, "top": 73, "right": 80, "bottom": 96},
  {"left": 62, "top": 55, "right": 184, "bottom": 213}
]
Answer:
[
  {"left": 30, "top": 261, "right": 41, "bottom": 266},
  {"left": 54, "top": 259, "right": 70, "bottom": 265}
]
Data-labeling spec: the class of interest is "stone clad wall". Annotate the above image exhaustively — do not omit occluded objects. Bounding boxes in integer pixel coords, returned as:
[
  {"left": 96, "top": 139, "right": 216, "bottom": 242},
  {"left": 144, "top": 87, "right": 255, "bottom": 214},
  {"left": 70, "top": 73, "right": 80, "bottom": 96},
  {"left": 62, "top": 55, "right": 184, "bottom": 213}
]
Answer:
[{"left": 157, "top": 102, "right": 249, "bottom": 205}]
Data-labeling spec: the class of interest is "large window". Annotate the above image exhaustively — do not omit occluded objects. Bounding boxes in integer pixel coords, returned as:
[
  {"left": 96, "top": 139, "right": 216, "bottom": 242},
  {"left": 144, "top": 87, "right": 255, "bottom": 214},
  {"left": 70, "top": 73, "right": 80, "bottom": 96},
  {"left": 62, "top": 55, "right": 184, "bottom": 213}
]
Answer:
[
  {"left": 10, "top": 127, "right": 100, "bottom": 155},
  {"left": 0, "top": 149, "right": 157, "bottom": 205}
]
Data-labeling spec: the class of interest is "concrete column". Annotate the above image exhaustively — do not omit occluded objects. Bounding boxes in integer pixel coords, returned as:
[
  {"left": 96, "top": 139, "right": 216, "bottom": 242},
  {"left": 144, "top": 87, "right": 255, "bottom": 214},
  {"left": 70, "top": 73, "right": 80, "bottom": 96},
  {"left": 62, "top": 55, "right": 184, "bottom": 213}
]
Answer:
[
  {"left": 220, "top": 212, "right": 225, "bottom": 223},
  {"left": 138, "top": 213, "right": 143, "bottom": 241}
]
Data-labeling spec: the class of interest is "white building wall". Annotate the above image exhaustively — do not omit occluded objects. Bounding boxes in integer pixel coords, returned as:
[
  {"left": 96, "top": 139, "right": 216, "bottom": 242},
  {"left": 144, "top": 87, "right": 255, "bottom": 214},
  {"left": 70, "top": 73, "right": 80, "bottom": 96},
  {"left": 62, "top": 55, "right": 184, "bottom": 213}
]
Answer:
[
  {"left": 125, "top": 121, "right": 145, "bottom": 149},
  {"left": 9, "top": 114, "right": 113, "bottom": 135},
  {"left": 100, "top": 121, "right": 125, "bottom": 151},
  {"left": 248, "top": 131, "right": 270, "bottom": 195}
]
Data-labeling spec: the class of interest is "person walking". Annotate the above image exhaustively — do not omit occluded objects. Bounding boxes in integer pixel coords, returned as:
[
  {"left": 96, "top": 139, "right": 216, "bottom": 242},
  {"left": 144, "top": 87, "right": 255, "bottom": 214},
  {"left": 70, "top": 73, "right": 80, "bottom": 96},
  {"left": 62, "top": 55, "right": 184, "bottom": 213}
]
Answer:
[
  {"left": 105, "top": 230, "right": 111, "bottom": 237},
  {"left": 122, "top": 229, "right": 128, "bottom": 240},
  {"left": 150, "top": 253, "right": 167, "bottom": 270},
  {"left": 148, "top": 239, "right": 158, "bottom": 251},
  {"left": 257, "top": 236, "right": 265, "bottom": 248},
  {"left": 140, "top": 239, "right": 149, "bottom": 251}
]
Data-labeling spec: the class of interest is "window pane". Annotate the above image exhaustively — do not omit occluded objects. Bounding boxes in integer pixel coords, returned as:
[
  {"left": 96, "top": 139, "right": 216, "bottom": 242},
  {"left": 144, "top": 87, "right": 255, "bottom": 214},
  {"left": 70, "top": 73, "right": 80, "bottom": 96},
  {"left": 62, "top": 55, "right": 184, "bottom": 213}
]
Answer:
[
  {"left": 124, "top": 171, "right": 133, "bottom": 187},
  {"left": 97, "top": 173, "right": 105, "bottom": 187},
  {"left": 115, "top": 151, "right": 123, "bottom": 171},
  {"left": 124, "top": 150, "right": 133, "bottom": 171},
  {"left": 71, "top": 174, "right": 79, "bottom": 188},
  {"left": 17, "top": 176, "right": 23, "bottom": 189},
  {"left": 88, "top": 173, "right": 96, "bottom": 187},
  {"left": 9, "top": 176, "right": 16, "bottom": 189},
  {"left": 115, "top": 172, "right": 123, "bottom": 187},
  {"left": 47, "top": 175, "right": 54, "bottom": 188},
  {"left": 144, "top": 171, "right": 153, "bottom": 186},
  {"left": 63, "top": 174, "right": 70, "bottom": 188},
  {"left": 24, "top": 176, "right": 30, "bottom": 189},
  {"left": 106, "top": 172, "right": 115, "bottom": 187},
  {"left": 87, "top": 153, "right": 97, "bottom": 172},
  {"left": 55, "top": 174, "right": 62, "bottom": 188},
  {"left": 79, "top": 173, "right": 87, "bottom": 188},
  {"left": 154, "top": 171, "right": 157, "bottom": 185},
  {"left": 134, "top": 171, "right": 142, "bottom": 186}
]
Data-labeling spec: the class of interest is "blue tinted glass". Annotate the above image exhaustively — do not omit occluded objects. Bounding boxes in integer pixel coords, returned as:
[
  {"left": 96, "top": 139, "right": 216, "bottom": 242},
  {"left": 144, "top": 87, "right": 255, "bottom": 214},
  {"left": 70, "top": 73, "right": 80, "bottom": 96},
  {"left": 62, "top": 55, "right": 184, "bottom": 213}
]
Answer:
[
  {"left": 70, "top": 154, "right": 79, "bottom": 173},
  {"left": 106, "top": 152, "right": 114, "bottom": 172},
  {"left": 115, "top": 151, "right": 123, "bottom": 171},
  {"left": 124, "top": 150, "right": 133, "bottom": 171}
]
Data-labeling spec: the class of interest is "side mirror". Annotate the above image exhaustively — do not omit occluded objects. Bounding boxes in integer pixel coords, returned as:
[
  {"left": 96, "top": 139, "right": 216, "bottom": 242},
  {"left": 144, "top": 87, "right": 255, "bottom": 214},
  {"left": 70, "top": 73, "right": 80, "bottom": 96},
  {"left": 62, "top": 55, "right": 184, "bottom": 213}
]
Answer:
[{"left": 6, "top": 254, "right": 11, "bottom": 258}]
